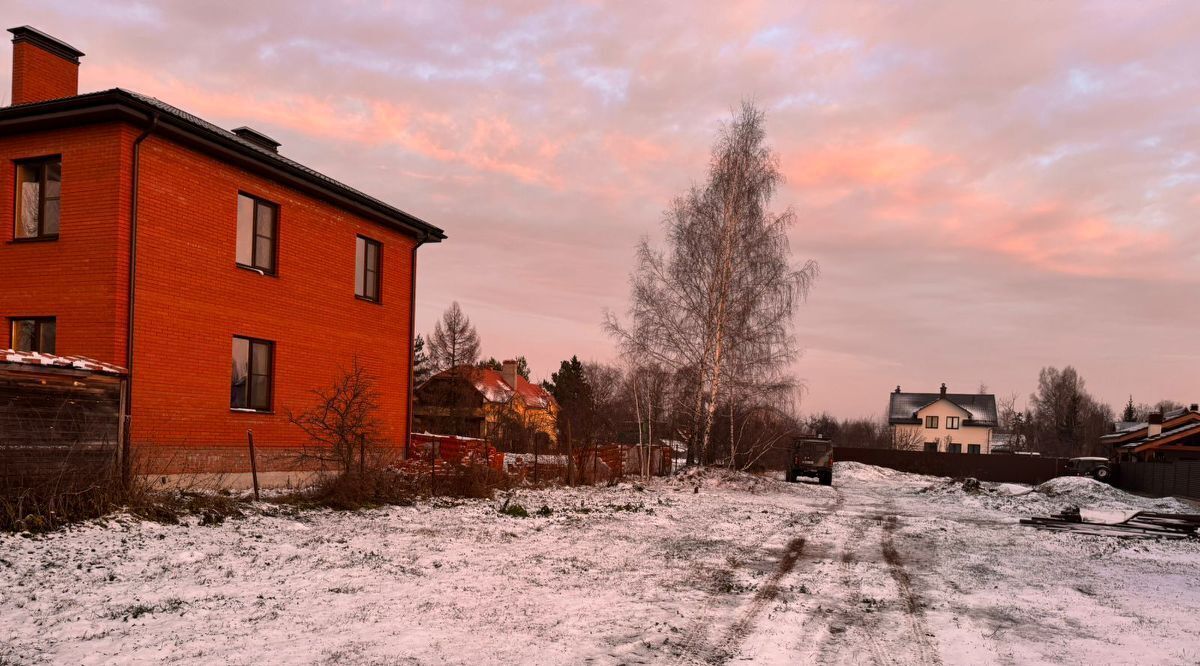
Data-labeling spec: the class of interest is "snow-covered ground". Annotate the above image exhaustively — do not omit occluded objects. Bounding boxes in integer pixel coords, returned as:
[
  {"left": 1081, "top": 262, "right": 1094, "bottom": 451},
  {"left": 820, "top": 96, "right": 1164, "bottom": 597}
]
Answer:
[{"left": 2, "top": 463, "right": 1199, "bottom": 665}]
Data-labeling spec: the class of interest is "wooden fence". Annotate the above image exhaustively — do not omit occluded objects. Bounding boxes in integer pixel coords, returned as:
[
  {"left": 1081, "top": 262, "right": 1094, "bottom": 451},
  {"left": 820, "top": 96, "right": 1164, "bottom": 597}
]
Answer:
[
  {"left": 833, "top": 446, "right": 1068, "bottom": 484},
  {"left": 0, "top": 363, "right": 125, "bottom": 488},
  {"left": 1115, "top": 461, "right": 1200, "bottom": 500}
]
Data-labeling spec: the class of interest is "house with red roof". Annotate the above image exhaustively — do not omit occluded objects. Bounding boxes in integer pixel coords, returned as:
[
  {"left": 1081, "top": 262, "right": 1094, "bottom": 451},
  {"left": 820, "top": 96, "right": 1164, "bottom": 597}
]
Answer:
[{"left": 413, "top": 360, "right": 558, "bottom": 450}]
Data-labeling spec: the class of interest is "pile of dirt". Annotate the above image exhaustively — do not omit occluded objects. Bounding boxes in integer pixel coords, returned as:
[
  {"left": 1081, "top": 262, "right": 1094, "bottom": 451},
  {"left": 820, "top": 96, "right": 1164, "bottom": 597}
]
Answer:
[
  {"left": 833, "top": 461, "right": 938, "bottom": 485},
  {"left": 664, "top": 466, "right": 787, "bottom": 493},
  {"left": 920, "top": 474, "right": 1191, "bottom": 515},
  {"left": 1034, "top": 476, "right": 1132, "bottom": 504}
]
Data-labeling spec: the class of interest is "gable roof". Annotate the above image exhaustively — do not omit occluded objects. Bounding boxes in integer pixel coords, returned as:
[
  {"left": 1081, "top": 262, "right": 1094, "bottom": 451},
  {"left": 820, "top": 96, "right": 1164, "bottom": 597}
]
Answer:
[
  {"left": 431, "top": 366, "right": 556, "bottom": 410},
  {"left": 1102, "top": 408, "right": 1200, "bottom": 445},
  {"left": 888, "top": 391, "right": 998, "bottom": 427},
  {"left": 0, "top": 88, "right": 445, "bottom": 241},
  {"left": 1121, "top": 421, "right": 1200, "bottom": 453}
]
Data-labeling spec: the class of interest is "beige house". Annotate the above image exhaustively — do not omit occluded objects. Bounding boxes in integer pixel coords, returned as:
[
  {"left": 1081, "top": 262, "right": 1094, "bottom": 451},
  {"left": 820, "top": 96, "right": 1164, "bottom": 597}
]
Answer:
[{"left": 889, "top": 384, "right": 997, "bottom": 454}]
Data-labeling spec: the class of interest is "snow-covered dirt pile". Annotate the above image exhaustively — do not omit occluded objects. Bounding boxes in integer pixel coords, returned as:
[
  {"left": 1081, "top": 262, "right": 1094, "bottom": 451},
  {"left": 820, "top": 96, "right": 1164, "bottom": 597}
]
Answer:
[
  {"left": 833, "top": 461, "right": 940, "bottom": 486},
  {"left": 663, "top": 464, "right": 811, "bottom": 494},
  {"left": 916, "top": 473, "right": 1192, "bottom": 516}
]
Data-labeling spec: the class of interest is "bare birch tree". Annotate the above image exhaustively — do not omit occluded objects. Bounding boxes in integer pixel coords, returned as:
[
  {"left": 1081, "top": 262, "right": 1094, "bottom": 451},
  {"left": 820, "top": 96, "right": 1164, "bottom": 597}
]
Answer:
[
  {"left": 605, "top": 102, "right": 817, "bottom": 465},
  {"left": 428, "top": 301, "right": 481, "bottom": 371}
]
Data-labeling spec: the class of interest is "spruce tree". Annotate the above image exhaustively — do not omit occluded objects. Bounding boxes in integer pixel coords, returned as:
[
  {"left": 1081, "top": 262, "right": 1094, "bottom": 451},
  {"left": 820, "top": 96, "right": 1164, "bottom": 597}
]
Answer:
[
  {"left": 412, "top": 334, "right": 432, "bottom": 385},
  {"left": 1122, "top": 395, "right": 1136, "bottom": 422}
]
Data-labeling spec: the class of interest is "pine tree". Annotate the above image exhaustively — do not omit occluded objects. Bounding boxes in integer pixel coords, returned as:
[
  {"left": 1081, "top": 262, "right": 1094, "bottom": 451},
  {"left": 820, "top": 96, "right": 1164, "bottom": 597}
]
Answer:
[
  {"left": 477, "top": 357, "right": 502, "bottom": 371},
  {"left": 412, "top": 334, "right": 432, "bottom": 385},
  {"left": 1122, "top": 395, "right": 1136, "bottom": 422},
  {"left": 548, "top": 356, "right": 594, "bottom": 484},
  {"left": 514, "top": 356, "right": 531, "bottom": 380},
  {"left": 428, "top": 301, "right": 481, "bottom": 371}
]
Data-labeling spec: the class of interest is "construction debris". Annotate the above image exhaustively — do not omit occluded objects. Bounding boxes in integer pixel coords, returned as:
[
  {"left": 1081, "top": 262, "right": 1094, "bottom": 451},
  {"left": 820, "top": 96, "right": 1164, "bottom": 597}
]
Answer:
[{"left": 1021, "top": 508, "right": 1200, "bottom": 540}]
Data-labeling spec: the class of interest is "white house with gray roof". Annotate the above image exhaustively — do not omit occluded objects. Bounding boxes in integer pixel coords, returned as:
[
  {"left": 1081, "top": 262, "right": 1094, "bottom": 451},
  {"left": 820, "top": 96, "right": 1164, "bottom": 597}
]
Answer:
[{"left": 889, "top": 384, "right": 998, "bottom": 454}]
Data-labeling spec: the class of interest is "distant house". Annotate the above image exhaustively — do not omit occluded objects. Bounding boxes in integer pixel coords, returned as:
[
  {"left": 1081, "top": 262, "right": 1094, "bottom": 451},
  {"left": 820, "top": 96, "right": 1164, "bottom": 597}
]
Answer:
[
  {"left": 888, "top": 384, "right": 998, "bottom": 454},
  {"left": 1103, "top": 404, "right": 1200, "bottom": 462},
  {"left": 413, "top": 360, "right": 558, "bottom": 449}
]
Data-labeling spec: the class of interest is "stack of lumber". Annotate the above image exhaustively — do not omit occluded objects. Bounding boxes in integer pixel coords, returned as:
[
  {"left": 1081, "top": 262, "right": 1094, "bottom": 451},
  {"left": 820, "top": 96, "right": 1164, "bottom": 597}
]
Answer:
[{"left": 1021, "top": 509, "right": 1200, "bottom": 540}]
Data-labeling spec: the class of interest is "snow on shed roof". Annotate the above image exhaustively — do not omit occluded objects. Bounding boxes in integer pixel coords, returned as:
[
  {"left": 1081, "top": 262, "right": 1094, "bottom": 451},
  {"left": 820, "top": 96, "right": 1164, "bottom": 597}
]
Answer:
[
  {"left": 2, "top": 349, "right": 127, "bottom": 376},
  {"left": 888, "top": 390, "right": 998, "bottom": 426}
]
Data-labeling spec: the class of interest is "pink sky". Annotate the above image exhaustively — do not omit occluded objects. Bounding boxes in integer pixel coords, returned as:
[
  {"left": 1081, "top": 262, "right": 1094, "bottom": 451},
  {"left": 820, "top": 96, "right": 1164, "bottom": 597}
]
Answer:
[{"left": 7, "top": 1, "right": 1198, "bottom": 417}]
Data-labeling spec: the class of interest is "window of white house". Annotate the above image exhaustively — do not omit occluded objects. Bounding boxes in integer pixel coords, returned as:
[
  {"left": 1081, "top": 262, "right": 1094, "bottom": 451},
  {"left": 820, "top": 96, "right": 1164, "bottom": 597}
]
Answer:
[
  {"left": 967, "top": 444, "right": 981, "bottom": 454},
  {"left": 10, "top": 317, "right": 55, "bottom": 353},
  {"left": 924, "top": 442, "right": 938, "bottom": 453},
  {"left": 231, "top": 336, "right": 274, "bottom": 411},
  {"left": 946, "top": 416, "right": 960, "bottom": 429},
  {"left": 236, "top": 193, "right": 278, "bottom": 274},
  {"left": 14, "top": 156, "right": 61, "bottom": 240},
  {"left": 355, "top": 235, "right": 381, "bottom": 302},
  {"left": 948, "top": 443, "right": 962, "bottom": 453},
  {"left": 925, "top": 415, "right": 938, "bottom": 429}
]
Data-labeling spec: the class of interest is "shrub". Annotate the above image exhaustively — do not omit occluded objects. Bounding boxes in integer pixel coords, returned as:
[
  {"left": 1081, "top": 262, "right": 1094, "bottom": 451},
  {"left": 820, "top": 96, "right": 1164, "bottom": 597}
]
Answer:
[{"left": 501, "top": 503, "right": 529, "bottom": 518}]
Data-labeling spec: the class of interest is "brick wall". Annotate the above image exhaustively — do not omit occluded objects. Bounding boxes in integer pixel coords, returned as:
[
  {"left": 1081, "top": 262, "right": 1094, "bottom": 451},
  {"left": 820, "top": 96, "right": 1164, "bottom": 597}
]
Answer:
[
  {"left": 129, "top": 134, "right": 416, "bottom": 469},
  {"left": 10, "top": 41, "right": 79, "bottom": 105},
  {"left": 0, "top": 123, "right": 130, "bottom": 363}
]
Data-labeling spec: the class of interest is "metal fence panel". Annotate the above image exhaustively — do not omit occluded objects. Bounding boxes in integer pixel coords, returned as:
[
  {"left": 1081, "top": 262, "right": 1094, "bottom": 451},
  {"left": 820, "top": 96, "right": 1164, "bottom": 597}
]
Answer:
[{"left": 1115, "top": 461, "right": 1200, "bottom": 500}]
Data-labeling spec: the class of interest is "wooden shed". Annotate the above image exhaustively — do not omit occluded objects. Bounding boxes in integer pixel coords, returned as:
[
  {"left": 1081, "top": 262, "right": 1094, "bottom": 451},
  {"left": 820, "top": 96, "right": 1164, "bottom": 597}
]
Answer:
[{"left": 1, "top": 350, "right": 127, "bottom": 487}]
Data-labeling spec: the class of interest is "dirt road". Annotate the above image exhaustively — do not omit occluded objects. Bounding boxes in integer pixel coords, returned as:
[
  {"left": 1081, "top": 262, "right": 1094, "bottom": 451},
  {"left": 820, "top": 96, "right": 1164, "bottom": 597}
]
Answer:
[
  {"left": 670, "top": 464, "right": 1199, "bottom": 665},
  {"left": 678, "top": 472, "right": 951, "bottom": 665}
]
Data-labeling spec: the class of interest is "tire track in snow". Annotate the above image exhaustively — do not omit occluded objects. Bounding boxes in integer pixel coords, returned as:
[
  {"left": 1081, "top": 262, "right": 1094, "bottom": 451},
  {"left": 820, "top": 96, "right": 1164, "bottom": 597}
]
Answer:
[
  {"left": 671, "top": 489, "right": 841, "bottom": 665},
  {"left": 880, "top": 515, "right": 942, "bottom": 666},
  {"left": 707, "top": 535, "right": 806, "bottom": 663}
]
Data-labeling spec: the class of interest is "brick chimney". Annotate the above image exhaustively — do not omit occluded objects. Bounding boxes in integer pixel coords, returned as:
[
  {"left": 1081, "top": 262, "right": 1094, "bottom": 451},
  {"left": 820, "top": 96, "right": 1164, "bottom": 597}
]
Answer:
[
  {"left": 8, "top": 26, "right": 84, "bottom": 105},
  {"left": 939, "top": 383, "right": 947, "bottom": 397},
  {"left": 1147, "top": 412, "right": 1163, "bottom": 438},
  {"left": 501, "top": 359, "right": 519, "bottom": 388}
]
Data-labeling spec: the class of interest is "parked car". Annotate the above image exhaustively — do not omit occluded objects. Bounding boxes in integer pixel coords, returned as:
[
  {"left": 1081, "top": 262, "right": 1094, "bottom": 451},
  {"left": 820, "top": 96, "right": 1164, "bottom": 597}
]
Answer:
[
  {"left": 1065, "top": 456, "right": 1113, "bottom": 482},
  {"left": 787, "top": 436, "right": 833, "bottom": 486}
]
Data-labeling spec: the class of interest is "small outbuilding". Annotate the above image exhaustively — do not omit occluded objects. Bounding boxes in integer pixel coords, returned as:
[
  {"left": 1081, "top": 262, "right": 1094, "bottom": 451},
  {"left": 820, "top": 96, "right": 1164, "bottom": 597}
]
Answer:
[{"left": 1, "top": 349, "right": 127, "bottom": 486}]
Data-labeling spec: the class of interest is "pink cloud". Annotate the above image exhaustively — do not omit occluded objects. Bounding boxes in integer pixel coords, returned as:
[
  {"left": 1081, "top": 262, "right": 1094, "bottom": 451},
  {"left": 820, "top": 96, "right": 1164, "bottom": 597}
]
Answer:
[{"left": 20, "top": 0, "right": 1195, "bottom": 418}]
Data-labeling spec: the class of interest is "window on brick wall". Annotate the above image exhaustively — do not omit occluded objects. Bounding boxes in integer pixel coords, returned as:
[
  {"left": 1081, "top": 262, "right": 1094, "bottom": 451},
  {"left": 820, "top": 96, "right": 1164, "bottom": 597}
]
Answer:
[
  {"left": 355, "top": 235, "right": 382, "bottom": 302},
  {"left": 10, "top": 317, "right": 55, "bottom": 353},
  {"left": 14, "top": 156, "right": 61, "bottom": 240},
  {"left": 231, "top": 336, "right": 273, "bottom": 411},
  {"left": 236, "top": 193, "right": 278, "bottom": 274}
]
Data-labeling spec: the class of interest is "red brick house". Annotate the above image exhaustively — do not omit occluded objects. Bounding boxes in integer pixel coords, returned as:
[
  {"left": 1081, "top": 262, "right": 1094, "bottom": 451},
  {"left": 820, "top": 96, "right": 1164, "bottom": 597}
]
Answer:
[{"left": 0, "top": 27, "right": 445, "bottom": 481}]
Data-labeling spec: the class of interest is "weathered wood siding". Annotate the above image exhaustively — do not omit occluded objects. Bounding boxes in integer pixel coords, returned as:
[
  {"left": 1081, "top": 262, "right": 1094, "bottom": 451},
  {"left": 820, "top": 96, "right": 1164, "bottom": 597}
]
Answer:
[{"left": 0, "top": 368, "right": 123, "bottom": 486}]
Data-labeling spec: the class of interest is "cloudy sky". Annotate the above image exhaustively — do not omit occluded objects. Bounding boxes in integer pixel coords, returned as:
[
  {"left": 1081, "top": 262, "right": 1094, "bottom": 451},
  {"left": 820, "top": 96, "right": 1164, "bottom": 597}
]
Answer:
[{"left": 7, "top": 1, "right": 1198, "bottom": 417}]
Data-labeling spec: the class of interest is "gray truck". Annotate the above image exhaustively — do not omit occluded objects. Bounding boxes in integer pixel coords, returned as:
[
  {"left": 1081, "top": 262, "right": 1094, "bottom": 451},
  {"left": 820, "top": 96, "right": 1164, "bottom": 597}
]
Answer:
[{"left": 786, "top": 436, "right": 833, "bottom": 486}]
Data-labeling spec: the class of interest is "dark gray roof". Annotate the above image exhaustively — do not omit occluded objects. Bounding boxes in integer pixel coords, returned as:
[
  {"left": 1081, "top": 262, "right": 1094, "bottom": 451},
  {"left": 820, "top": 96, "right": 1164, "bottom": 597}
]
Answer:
[
  {"left": 888, "top": 391, "right": 998, "bottom": 427},
  {"left": 1118, "top": 421, "right": 1200, "bottom": 449},
  {"left": 0, "top": 88, "right": 445, "bottom": 241},
  {"left": 1102, "top": 406, "right": 1197, "bottom": 442}
]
